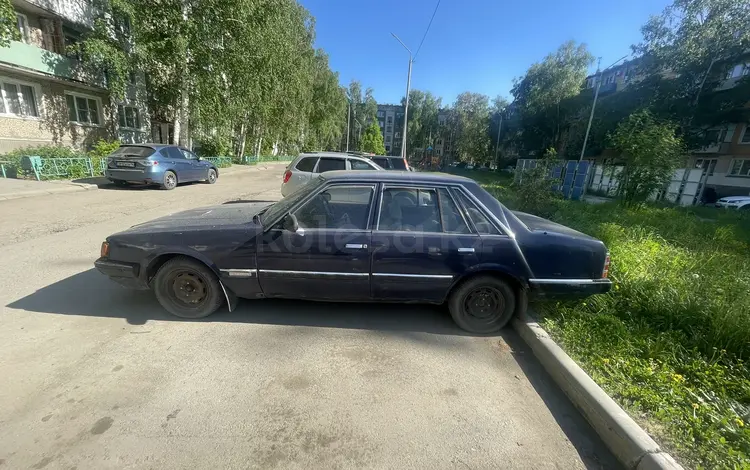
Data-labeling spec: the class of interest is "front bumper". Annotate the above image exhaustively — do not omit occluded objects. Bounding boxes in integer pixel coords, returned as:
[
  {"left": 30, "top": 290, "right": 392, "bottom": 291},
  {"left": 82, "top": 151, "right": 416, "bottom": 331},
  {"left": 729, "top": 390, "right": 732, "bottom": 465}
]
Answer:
[{"left": 95, "top": 257, "right": 148, "bottom": 289}]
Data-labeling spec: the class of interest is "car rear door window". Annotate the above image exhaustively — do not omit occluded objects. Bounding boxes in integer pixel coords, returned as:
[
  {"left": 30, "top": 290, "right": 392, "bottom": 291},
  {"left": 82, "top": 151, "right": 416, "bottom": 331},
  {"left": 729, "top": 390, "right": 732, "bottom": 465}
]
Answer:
[
  {"left": 454, "top": 191, "right": 501, "bottom": 235},
  {"left": 438, "top": 188, "right": 470, "bottom": 234},
  {"left": 166, "top": 147, "right": 184, "bottom": 159},
  {"left": 349, "top": 159, "right": 377, "bottom": 170},
  {"left": 390, "top": 158, "right": 407, "bottom": 170},
  {"left": 294, "top": 185, "right": 375, "bottom": 230},
  {"left": 373, "top": 157, "right": 390, "bottom": 169},
  {"left": 316, "top": 158, "right": 346, "bottom": 173},
  {"left": 295, "top": 157, "right": 318, "bottom": 172},
  {"left": 378, "top": 187, "right": 442, "bottom": 232}
]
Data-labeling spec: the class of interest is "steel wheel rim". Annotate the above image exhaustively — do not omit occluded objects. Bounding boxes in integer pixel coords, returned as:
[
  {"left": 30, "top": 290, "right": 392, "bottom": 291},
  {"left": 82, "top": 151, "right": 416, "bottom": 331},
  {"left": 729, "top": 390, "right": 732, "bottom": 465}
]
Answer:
[
  {"left": 464, "top": 286, "right": 504, "bottom": 323},
  {"left": 167, "top": 270, "right": 208, "bottom": 308},
  {"left": 166, "top": 173, "right": 176, "bottom": 188}
]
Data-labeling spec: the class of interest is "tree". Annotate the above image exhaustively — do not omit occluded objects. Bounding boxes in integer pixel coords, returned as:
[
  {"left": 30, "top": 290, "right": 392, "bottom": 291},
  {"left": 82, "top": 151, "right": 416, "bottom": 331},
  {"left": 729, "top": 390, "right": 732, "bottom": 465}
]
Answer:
[
  {"left": 401, "top": 90, "right": 441, "bottom": 158},
  {"left": 609, "top": 109, "right": 684, "bottom": 206},
  {"left": 510, "top": 41, "right": 594, "bottom": 156},
  {"left": 452, "top": 92, "right": 491, "bottom": 163},
  {"left": 304, "top": 50, "right": 347, "bottom": 151},
  {"left": 347, "top": 80, "right": 377, "bottom": 151},
  {"left": 0, "top": 0, "right": 20, "bottom": 47},
  {"left": 634, "top": 0, "right": 750, "bottom": 145},
  {"left": 359, "top": 122, "right": 386, "bottom": 155}
]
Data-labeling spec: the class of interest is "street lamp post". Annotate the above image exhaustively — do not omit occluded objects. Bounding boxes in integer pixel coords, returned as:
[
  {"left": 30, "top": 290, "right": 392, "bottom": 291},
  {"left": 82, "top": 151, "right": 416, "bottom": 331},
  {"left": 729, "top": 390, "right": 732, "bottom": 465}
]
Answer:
[
  {"left": 392, "top": 33, "right": 413, "bottom": 162},
  {"left": 345, "top": 101, "right": 351, "bottom": 152}
]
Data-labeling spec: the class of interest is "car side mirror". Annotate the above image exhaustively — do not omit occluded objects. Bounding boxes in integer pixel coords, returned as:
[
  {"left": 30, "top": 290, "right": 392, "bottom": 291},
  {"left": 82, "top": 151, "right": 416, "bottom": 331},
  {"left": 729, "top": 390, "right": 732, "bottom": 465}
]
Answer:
[{"left": 282, "top": 213, "right": 299, "bottom": 232}]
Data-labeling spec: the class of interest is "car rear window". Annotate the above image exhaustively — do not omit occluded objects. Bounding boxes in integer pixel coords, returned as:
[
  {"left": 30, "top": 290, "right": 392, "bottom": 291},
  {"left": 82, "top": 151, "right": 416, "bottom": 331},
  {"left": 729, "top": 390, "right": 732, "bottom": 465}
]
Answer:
[
  {"left": 317, "top": 158, "right": 346, "bottom": 173},
  {"left": 373, "top": 157, "right": 389, "bottom": 168},
  {"left": 109, "top": 146, "right": 154, "bottom": 158},
  {"left": 295, "top": 157, "right": 318, "bottom": 172},
  {"left": 390, "top": 158, "right": 407, "bottom": 170}
]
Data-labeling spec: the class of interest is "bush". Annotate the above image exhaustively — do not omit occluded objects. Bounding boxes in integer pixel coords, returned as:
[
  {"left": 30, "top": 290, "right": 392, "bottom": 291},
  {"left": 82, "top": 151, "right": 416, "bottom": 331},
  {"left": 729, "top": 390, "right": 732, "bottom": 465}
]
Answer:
[
  {"left": 87, "top": 139, "right": 121, "bottom": 174},
  {"left": 196, "top": 136, "right": 232, "bottom": 158}
]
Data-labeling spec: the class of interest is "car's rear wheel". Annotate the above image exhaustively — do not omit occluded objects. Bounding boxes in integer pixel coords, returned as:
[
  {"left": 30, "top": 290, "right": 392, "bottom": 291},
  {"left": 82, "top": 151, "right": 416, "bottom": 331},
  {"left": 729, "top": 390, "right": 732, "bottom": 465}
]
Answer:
[
  {"left": 448, "top": 275, "right": 516, "bottom": 333},
  {"left": 153, "top": 256, "right": 224, "bottom": 319},
  {"left": 162, "top": 171, "right": 177, "bottom": 190},
  {"left": 206, "top": 168, "right": 217, "bottom": 184}
]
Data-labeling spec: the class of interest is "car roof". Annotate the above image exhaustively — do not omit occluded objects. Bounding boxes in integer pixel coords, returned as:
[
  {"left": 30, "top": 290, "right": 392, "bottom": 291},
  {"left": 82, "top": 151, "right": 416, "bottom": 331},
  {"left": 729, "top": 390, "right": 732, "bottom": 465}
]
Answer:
[
  {"left": 320, "top": 170, "right": 473, "bottom": 185},
  {"left": 119, "top": 143, "right": 185, "bottom": 150},
  {"left": 297, "top": 152, "right": 371, "bottom": 161}
]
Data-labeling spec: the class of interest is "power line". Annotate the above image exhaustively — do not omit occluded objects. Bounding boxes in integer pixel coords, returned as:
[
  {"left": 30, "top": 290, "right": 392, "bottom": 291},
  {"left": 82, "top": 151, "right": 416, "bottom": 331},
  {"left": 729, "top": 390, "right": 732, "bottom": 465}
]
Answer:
[{"left": 413, "top": 0, "right": 441, "bottom": 61}]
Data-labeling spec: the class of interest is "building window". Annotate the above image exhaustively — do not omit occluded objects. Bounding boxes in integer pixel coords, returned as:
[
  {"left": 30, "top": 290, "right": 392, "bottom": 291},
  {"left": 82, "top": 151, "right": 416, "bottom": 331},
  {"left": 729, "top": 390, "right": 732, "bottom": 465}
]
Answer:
[
  {"left": 741, "top": 124, "right": 750, "bottom": 144},
  {"left": 436, "top": 149, "right": 441, "bottom": 155},
  {"left": 729, "top": 159, "right": 750, "bottom": 177},
  {"left": 694, "top": 158, "right": 717, "bottom": 176},
  {"left": 118, "top": 104, "right": 141, "bottom": 129},
  {"left": 16, "top": 13, "right": 30, "bottom": 44},
  {"left": 386, "top": 125, "right": 392, "bottom": 133},
  {"left": 377, "top": 110, "right": 385, "bottom": 118},
  {"left": 386, "top": 116, "right": 392, "bottom": 124},
  {"left": 65, "top": 92, "right": 101, "bottom": 125},
  {"left": 0, "top": 78, "right": 39, "bottom": 117},
  {"left": 726, "top": 64, "right": 747, "bottom": 80},
  {"left": 385, "top": 145, "right": 390, "bottom": 152},
  {"left": 386, "top": 136, "right": 391, "bottom": 143}
]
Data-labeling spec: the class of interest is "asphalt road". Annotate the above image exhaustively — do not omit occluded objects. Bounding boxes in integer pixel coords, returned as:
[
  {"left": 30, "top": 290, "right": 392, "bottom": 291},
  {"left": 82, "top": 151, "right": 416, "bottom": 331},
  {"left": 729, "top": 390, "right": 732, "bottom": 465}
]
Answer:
[{"left": 0, "top": 165, "right": 620, "bottom": 469}]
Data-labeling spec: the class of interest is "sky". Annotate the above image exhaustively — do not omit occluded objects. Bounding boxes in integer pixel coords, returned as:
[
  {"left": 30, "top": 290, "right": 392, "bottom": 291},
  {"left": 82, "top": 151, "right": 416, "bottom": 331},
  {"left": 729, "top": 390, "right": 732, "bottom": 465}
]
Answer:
[{"left": 298, "top": 0, "right": 672, "bottom": 106}]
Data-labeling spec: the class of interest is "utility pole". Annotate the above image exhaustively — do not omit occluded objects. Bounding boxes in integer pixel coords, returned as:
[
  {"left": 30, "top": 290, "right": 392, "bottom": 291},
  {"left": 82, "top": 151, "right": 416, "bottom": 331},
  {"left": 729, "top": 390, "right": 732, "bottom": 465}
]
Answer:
[
  {"left": 579, "top": 55, "right": 629, "bottom": 162},
  {"left": 345, "top": 101, "right": 351, "bottom": 152},
  {"left": 392, "top": 33, "right": 413, "bottom": 162},
  {"left": 579, "top": 57, "right": 602, "bottom": 163},
  {"left": 494, "top": 110, "right": 504, "bottom": 165}
]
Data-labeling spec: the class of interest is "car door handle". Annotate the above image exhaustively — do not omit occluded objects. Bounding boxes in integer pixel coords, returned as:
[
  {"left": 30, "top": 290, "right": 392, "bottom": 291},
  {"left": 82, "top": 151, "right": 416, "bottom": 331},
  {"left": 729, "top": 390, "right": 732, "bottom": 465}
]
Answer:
[
  {"left": 345, "top": 243, "right": 367, "bottom": 249},
  {"left": 457, "top": 247, "right": 475, "bottom": 253}
]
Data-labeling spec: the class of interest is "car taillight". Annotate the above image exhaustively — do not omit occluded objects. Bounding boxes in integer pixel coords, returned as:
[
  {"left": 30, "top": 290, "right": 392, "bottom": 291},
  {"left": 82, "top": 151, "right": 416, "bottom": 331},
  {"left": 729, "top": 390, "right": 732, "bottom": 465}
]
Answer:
[
  {"left": 602, "top": 253, "right": 610, "bottom": 278},
  {"left": 283, "top": 170, "right": 292, "bottom": 184},
  {"left": 101, "top": 241, "right": 110, "bottom": 258}
]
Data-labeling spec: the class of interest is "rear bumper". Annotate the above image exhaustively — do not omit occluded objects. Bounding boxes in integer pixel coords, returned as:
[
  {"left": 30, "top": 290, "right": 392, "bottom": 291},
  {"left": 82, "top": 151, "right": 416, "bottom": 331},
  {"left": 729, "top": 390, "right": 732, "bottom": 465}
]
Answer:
[
  {"left": 105, "top": 168, "right": 160, "bottom": 183},
  {"left": 529, "top": 278, "right": 612, "bottom": 298},
  {"left": 95, "top": 257, "right": 149, "bottom": 289}
]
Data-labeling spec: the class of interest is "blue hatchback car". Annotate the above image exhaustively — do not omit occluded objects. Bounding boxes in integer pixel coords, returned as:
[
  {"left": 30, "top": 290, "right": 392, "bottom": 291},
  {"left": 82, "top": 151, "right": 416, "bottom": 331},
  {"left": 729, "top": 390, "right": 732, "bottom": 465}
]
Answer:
[{"left": 104, "top": 144, "right": 219, "bottom": 190}]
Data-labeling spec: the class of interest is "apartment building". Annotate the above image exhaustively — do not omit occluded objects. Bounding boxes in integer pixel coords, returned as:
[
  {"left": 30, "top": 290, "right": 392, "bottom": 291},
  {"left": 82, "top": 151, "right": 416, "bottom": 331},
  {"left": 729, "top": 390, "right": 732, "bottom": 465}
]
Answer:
[
  {"left": 0, "top": 0, "right": 148, "bottom": 153},
  {"left": 376, "top": 103, "right": 403, "bottom": 156},
  {"left": 585, "top": 55, "right": 750, "bottom": 197}
]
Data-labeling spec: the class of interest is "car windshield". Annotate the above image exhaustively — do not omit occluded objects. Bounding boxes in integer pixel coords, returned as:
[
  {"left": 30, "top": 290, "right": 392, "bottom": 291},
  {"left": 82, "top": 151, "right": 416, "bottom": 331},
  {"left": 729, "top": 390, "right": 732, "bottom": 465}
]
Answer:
[
  {"left": 109, "top": 146, "right": 155, "bottom": 158},
  {"left": 261, "top": 175, "right": 325, "bottom": 225}
]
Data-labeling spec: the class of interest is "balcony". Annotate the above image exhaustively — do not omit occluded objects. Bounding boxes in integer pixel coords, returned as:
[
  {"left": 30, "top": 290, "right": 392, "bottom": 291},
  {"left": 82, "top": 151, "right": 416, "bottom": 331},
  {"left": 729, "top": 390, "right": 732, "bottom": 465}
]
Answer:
[
  {"left": 19, "top": 0, "right": 94, "bottom": 28},
  {"left": 0, "top": 41, "right": 104, "bottom": 87},
  {"left": 598, "top": 82, "right": 618, "bottom": 95}
]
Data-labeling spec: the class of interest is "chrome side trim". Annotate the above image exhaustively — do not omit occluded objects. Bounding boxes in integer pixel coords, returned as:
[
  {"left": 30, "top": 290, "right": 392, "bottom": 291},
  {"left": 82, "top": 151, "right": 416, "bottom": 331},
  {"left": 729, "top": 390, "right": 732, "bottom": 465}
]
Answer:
[
  {"left": 258, "top": 269, "right": 369, "bottom": 277},
  {"left": 529, "top": 278, "right": 610, "bottom": 285},
  {"left": 372, "top": 273, "right": 454, "bottom": 280},
  {"left": 220, "top": 269, "right": 257, "bottom": 278}
]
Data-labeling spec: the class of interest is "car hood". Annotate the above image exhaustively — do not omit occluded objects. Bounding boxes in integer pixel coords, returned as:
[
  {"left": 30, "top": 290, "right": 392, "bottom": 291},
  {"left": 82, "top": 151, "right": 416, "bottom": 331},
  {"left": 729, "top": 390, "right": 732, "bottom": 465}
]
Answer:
[
  {"left": 719, "top": 196, "right": 750, "bottom": 202},
  {"left": 512, "top": 211, "right": 595, "bottom": 240},
  {"left": 122, "top": 202, "right": 272, "bottom": 233}
]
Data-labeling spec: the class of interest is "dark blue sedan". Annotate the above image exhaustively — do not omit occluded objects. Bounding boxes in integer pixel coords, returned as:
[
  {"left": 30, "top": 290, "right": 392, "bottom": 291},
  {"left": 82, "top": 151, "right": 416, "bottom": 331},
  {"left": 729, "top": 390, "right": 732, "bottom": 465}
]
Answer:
[
  {"left": 95, "top": 171, "right": 611, "bottom": 333},
  {"left": 104, "top": 144, "right": 219, "bottom": 189}
]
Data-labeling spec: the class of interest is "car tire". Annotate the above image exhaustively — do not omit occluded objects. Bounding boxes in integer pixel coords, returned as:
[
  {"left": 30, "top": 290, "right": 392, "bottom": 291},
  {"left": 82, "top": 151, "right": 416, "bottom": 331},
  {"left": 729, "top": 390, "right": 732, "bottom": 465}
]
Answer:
[
  {"left": 448, "top": 275, "right": 516, "bottom": 333},
  {"left": 152, "top": 256, "right": 224, "bottom": 319},
  {"left": 206, "top": 168, "right": 217, "bottom": 184},
  {"left": 162, "top": 170, "right": 177, "bottom": 190}
]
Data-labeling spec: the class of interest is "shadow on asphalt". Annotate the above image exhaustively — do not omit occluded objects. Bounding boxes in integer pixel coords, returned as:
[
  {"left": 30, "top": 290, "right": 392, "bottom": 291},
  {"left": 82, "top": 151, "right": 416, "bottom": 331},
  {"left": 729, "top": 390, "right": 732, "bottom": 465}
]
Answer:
[
  {"left": 7, "top": 268, "right": 622, "bottom": 469},
  {"left": 71, "top": 177, "right": 206, "bottom": 191}
]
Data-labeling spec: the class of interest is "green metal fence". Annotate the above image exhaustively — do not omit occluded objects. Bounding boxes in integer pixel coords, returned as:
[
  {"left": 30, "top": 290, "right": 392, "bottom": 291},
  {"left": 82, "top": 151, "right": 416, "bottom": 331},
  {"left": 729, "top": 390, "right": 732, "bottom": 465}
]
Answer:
[{"left": 203, "top": 156, "right": 233, "bottom": 168}]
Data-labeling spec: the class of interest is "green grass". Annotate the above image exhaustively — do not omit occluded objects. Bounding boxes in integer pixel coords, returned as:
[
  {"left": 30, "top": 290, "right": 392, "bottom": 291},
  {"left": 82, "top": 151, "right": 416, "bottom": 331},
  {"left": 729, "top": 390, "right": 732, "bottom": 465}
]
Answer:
[{"left": 457, "top": 170, "right": 750, "bottom": 469}]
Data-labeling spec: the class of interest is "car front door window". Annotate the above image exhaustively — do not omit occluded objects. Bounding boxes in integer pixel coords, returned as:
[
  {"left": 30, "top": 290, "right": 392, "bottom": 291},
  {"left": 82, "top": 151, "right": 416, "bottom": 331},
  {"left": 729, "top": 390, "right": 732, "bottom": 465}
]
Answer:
[{"left": 293, "top": 185, "right": 374, "bottom": 230}]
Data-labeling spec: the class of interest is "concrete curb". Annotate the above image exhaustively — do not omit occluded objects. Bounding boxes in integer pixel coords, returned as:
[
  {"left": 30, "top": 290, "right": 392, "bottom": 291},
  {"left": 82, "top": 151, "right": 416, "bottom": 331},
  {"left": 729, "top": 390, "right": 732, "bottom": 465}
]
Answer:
[
  {"left": 0, "top": 184, "right": 96, "bottom": 201},
  {"left": 512, "top": 315, "right": 683, "bottom": 470}
]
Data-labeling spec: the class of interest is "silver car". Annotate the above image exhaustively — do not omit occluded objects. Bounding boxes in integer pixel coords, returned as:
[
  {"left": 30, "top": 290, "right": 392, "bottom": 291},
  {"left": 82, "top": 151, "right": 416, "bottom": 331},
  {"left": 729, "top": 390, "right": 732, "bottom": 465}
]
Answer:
[{"left": 280, "top": 152, "right": 383, "bottom": 197}]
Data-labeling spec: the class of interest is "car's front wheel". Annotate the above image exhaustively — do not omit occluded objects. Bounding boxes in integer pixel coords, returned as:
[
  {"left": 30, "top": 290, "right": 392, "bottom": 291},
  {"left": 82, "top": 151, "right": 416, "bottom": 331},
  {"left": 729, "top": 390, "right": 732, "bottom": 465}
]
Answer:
[
  {"left": 153, "top": 256, "right": 224, "bottom": 319},
  {"left": 162, "top": 170, "right": 177, "bottom": 190},
  {"left": 448, "top": 275, "right": 516, "bottom": 333},
  {"left": 206, "top": 168, "right": 217, "bottom": 184}
]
